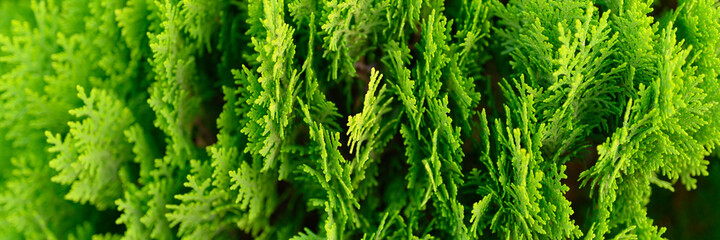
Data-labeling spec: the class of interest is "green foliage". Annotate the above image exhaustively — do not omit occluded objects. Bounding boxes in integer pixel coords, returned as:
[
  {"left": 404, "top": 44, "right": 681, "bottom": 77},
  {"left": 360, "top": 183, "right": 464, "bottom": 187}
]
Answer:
[
  {"left": 242, "top": 0, "right": 300, "bottom": 178},
  {"left": 1, "top": 0, "right": 719, "bottom": 239},
  {"left": 47, "top": 86, "right": 137, "bottom": 210}
]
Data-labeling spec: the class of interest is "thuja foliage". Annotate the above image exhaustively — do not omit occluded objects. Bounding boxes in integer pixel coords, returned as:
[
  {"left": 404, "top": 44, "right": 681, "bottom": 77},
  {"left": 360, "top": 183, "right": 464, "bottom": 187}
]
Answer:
[{"left": 1, "top": 0, "right": 719, "bottom": 239}]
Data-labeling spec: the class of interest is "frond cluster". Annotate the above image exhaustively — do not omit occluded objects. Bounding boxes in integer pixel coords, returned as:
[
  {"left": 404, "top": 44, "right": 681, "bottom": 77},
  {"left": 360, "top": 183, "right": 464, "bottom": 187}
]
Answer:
[{"left": 0, "top": 0, "right": 719, "bottom": 239}]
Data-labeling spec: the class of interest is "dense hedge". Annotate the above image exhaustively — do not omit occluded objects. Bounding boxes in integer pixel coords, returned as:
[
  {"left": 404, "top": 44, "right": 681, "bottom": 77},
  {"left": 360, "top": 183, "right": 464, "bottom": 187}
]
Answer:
[{"left": 1, "top": 0, "right": 719, "bottom": 239}]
